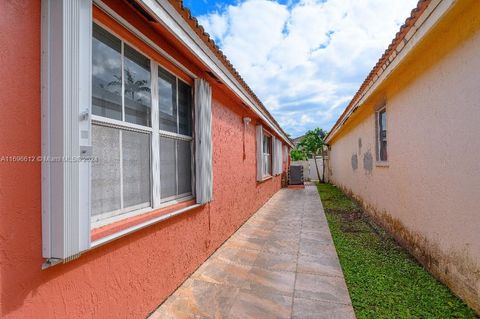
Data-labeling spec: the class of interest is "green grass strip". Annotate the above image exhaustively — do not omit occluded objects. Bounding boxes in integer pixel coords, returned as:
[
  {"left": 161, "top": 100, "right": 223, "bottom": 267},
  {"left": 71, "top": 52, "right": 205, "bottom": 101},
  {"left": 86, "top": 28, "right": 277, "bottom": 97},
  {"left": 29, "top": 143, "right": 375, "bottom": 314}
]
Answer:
[{"left": 316, "top": 182, "right": 478, "bottom": 319}]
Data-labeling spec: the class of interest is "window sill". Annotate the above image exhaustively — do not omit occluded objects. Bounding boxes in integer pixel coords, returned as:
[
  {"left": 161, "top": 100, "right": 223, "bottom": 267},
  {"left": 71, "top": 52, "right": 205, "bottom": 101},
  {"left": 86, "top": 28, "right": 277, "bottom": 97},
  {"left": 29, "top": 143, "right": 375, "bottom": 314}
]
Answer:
[
  {"left": 91, "top": 198, "right": 201, "bottom": 248},
  {"left": 376, "top": 161, "right": 389, "bottom": 167},
  {"left": 257, "top": 175, "right": 273, "bottom": 183},
  {"left": 91, "top": 195, "right": 194, "bottom": 229}
]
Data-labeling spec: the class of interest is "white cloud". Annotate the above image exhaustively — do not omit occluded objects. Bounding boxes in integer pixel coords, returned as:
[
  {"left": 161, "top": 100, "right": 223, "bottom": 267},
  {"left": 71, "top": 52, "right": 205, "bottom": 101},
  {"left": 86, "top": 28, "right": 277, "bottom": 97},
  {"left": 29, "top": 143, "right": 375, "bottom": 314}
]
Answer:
[{"left": 199, "top": 0, "right": 417, "bottom": 137}]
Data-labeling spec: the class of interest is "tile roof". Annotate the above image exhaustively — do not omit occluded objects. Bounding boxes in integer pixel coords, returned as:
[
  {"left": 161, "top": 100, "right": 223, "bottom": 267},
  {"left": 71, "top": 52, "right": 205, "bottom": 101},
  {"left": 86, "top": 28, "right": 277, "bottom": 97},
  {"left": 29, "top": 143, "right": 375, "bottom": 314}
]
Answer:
[
  {"left": 168, "top": 0, "right": 293, "bottom": 145},
  {"left": 325, "top": 0, "right": 432, "bottom": 142}
]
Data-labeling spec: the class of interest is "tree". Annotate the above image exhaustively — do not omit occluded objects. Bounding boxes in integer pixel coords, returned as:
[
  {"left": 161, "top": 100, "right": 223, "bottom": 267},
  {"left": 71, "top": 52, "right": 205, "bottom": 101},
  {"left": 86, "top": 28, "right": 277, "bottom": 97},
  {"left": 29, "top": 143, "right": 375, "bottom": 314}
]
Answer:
[
  {"left": 108, "top": 68, "right": 151, "bottom": 102},
  {"left": 298, "top": 128, "right": 327, "bottom": 182},
  {"left": 290, "top": 148, "right": 306, "bottom": 161}
]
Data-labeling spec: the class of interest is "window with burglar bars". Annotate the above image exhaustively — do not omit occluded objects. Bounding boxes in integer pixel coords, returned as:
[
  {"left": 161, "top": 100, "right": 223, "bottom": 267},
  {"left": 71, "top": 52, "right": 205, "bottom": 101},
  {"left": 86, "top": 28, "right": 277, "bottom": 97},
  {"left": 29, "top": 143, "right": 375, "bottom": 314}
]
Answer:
[
  {"left": 91, "top": 23, "right": 193, "bottom": 226},
  {"left": 376, "top": 107, "right": 387, "bottom": 162}
]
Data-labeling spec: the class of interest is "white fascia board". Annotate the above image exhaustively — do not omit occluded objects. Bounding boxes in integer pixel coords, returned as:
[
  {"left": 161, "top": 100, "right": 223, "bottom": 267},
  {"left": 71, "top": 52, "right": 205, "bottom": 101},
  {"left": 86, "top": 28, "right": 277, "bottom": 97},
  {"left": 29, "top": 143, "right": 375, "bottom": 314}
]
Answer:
[
  {"left": 139, "top": 0, "right": 293, "bottom": 148},
  {"left": 326, "top": 0, "right": 454, "bottom": 144}
]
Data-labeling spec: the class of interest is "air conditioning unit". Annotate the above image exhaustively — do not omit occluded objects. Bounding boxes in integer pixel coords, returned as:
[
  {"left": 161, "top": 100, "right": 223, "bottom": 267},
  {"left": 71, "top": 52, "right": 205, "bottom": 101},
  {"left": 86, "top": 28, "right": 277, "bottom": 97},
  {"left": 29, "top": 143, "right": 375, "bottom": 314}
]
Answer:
[{"left": 288, "top": 165, "right": 304, "bottom": 185}]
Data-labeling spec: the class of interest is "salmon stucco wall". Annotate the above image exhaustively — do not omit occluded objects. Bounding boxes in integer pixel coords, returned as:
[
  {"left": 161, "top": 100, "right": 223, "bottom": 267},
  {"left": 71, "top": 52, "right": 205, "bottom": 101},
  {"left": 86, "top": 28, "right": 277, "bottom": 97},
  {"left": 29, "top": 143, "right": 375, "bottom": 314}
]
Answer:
[
  {"left": 326, "top": 0, "right": 480, "bottom": 313},
  {"left": 0, "top": 1, "right": 286, "bottom": 318}
]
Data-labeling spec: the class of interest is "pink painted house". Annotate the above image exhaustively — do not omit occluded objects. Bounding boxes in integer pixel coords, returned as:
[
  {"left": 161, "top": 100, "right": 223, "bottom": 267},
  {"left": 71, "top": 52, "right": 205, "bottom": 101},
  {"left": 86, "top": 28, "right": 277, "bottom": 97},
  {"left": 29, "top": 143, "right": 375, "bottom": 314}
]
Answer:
[{"left": 0, "top": 1, "right": 292, "bottom": 318}]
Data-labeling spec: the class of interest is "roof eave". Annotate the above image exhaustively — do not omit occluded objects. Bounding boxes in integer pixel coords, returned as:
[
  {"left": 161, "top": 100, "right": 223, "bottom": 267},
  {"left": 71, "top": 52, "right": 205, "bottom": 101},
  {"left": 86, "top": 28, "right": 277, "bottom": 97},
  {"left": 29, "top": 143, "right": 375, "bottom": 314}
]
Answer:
[
  {"left": 136, "top": 0, "right": 294, "bottom": 147},
  {"left": 325, "top": 0, "right": 455, "bottom": 145}
]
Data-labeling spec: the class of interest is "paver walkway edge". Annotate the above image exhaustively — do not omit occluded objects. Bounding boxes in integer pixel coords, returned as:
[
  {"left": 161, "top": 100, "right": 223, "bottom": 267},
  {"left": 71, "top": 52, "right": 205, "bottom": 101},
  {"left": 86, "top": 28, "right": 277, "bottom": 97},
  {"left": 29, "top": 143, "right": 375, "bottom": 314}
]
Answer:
[{"left": 149, "top": 185, "right": 355, "bottom": 319}]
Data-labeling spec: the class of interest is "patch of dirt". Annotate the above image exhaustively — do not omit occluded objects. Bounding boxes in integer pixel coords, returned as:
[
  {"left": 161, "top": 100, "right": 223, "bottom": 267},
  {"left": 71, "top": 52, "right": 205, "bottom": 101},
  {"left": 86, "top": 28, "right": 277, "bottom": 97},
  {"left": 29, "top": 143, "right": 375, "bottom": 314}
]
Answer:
[
  {"left": 340, "top": 209, "right": 363, "bottom": 221},
  {"left": 340, "top": 224, "right": 367, "bottom": 233},
  {"left": 325, "top": 208, "right": 360, "bottom": 215},
  {"left": 327, "top": 208, "right": 370, "bottom": 233}
]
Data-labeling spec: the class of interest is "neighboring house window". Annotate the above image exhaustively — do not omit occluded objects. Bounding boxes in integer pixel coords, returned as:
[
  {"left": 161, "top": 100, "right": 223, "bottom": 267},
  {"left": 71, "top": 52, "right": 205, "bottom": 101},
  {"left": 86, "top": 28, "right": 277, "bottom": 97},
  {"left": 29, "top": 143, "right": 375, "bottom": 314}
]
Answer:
[
  {"left": 263, "top": 133, "right": 272, "bottom": 176},
  {"left": 377, "top": 107, "right": 387, "bottom": 161},
  {"left": 91, "top": 23, "right": 192, "bottom": 225}
]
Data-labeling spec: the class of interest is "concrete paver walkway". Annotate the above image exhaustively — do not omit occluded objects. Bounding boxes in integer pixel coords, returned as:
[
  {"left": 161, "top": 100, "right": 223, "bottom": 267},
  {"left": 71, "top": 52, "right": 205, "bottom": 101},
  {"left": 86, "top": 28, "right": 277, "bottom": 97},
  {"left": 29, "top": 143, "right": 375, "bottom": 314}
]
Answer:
[{"left": 149, "top": 185, "right": 355, "bottom": 319}]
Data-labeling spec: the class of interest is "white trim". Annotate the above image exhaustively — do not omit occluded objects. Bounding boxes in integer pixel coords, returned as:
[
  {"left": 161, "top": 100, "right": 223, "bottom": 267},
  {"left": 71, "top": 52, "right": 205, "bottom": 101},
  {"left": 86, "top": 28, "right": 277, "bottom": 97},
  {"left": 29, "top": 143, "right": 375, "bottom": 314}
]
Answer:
[
  {"left": 326, "top": 0, "right": 455, "bottom": 144},
  {"left": 91, "top": 201, "right": 151, "bottom": 228},
  {"left": 91, "top": 203, "right": 201, "bottom": 248},
  {"left": 92, "top": 115, "right": 153, "bottom": 132},
  {"left": 121, "top": 35, "right": 125, "bottom": 121},
  {"left": 375, "top": 106, "right": 387, "bottom": 163},
  {"left": 160, "top": 193, "right": 193, "bottom": 204},
  {"left": 137, "top": 0, "right": 293, "bottom": 148},
  {"left": 41, "top": 0, "right": 92, "bottom": 260},
  {"left": 151, "top": 61, "right": 161, "bottom": 208},
  {"left": 119, "top": 129, "right": 124, "bottom": 209},
  {"left": 159, "top": 130, "right": 193, "bottom": 141}
]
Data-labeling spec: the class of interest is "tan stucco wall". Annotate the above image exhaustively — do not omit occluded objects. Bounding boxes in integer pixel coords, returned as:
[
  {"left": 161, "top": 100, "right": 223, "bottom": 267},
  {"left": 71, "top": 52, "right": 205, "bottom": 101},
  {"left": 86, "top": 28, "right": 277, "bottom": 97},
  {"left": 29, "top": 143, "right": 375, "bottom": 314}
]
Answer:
[{"left": 327, "top": 0, "right": 480, "bottom": 313}]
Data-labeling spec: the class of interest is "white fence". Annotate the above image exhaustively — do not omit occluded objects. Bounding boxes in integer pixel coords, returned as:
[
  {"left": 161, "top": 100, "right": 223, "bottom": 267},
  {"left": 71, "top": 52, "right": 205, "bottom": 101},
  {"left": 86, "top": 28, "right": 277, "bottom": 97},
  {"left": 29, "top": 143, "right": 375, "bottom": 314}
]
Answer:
[{"left": 291, "top": 156, "right": 323, "bottom": 181}]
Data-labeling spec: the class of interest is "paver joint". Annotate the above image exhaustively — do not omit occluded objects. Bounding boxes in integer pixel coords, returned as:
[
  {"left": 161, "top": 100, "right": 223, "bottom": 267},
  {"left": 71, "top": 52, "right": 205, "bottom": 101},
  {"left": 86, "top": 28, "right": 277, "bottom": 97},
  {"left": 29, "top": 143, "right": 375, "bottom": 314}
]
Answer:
[{"left": 149, "top": 185, "right": 355, "bottom": 319}]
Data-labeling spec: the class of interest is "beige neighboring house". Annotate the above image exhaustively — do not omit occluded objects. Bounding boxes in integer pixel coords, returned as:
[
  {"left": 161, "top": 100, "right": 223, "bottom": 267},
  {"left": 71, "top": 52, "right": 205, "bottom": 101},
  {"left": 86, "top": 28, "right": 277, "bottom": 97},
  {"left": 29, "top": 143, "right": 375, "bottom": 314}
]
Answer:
[{"left": 325, "top": 0, "right": 480, "bottom": 313}]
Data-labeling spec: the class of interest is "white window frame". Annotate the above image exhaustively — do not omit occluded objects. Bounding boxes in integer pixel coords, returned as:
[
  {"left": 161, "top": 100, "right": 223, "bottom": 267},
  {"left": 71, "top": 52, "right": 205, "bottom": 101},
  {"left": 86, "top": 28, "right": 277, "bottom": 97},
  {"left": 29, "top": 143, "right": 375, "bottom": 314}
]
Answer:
[
  {"left": 90, "top": 21, "right": 195, "bottom": 228},
  {"left": 157, "top": 68, "right": 195, "bottom": 203},
  {"left": 41, "top": 1, "right": 204, "bottom": 265},
  {"left": 376, "top": 106, "right": 388, "bottom": 163}
]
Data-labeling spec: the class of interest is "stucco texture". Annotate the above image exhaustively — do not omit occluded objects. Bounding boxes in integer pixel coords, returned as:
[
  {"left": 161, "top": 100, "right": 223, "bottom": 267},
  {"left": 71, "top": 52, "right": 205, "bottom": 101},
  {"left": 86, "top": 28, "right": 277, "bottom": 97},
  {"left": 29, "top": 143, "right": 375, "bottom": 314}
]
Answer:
[
  {"left": 326, "top": 0, "right": 480, "bottom": 313},
  {"left": 0, "top": 1, "right": 287, "bottom": 318}
]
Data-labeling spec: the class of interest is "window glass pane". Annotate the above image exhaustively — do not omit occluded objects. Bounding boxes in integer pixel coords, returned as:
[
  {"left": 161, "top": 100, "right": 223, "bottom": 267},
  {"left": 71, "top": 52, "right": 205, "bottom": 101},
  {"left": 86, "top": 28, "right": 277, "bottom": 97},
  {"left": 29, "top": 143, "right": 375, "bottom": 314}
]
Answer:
[
  {"left": 91, "top": 125, "right": 121, "bottom": 216},
  {"left": 158, "top": 67, "right": 177, "bottom": 133},
  {"left": 267, "top": 154, "right": 271, "bottom": 175},
  {"left": 178, "top": 81, "right": 192, "bottom": 136},
  {"left": 124, "top": 44, "right": 151, "bottom": 127},
  {"left": 262, "top": 135, "right": 272, "bottom": 176},
  {"left": 92, "top": 24, "right": 122, "bottom": 121},
  {"left": 264, "top": 135, "right": 271, "bottom": 154},
  {"left": 160, "top": 136, "right": 177, "bottom": 200},
  {"left": 378, "top": 110, "right": 387, "bottom": 161},
  {"left": 380, "top": 110, "right": 387, "bottom": 131},
  {"left": 380, "top": 140, "right": 387, "bottom": 161},
  {"left": 122, "top": 130, "right": 151, "bottom": 210},
  {"left": 177, "top": 140, "right": 192, "bottom": 195}
]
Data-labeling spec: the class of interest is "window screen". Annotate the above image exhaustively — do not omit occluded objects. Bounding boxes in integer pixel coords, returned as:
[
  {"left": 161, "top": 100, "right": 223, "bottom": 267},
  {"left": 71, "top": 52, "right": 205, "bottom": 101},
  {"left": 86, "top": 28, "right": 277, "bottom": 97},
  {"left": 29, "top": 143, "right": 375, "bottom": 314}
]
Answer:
[
  {"left": 160, "top": 136, "right": 177, "bottom": 200},
  {"left": 159, "top": 136, "right": 193, "bottom": 201},
  {"left": 92, "top": 124, "right": 152, "bottom": 220},
  {"left": 92, "top": 125, "right": 122, "bottom": 216},
  {"left": 177, "top": 139, "right": 192, "bottom": 195},
  {"left": 122, "top": 130, "right": 151, "bottom": 210}
]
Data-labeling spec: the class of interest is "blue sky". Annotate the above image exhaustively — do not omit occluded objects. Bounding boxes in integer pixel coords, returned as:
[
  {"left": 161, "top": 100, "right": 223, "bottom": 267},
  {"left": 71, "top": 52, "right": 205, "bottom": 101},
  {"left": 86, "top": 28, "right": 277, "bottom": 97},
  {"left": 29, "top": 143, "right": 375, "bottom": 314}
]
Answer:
[{"left": 183, "top": 0, "right": 417, "bottom": 137}]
